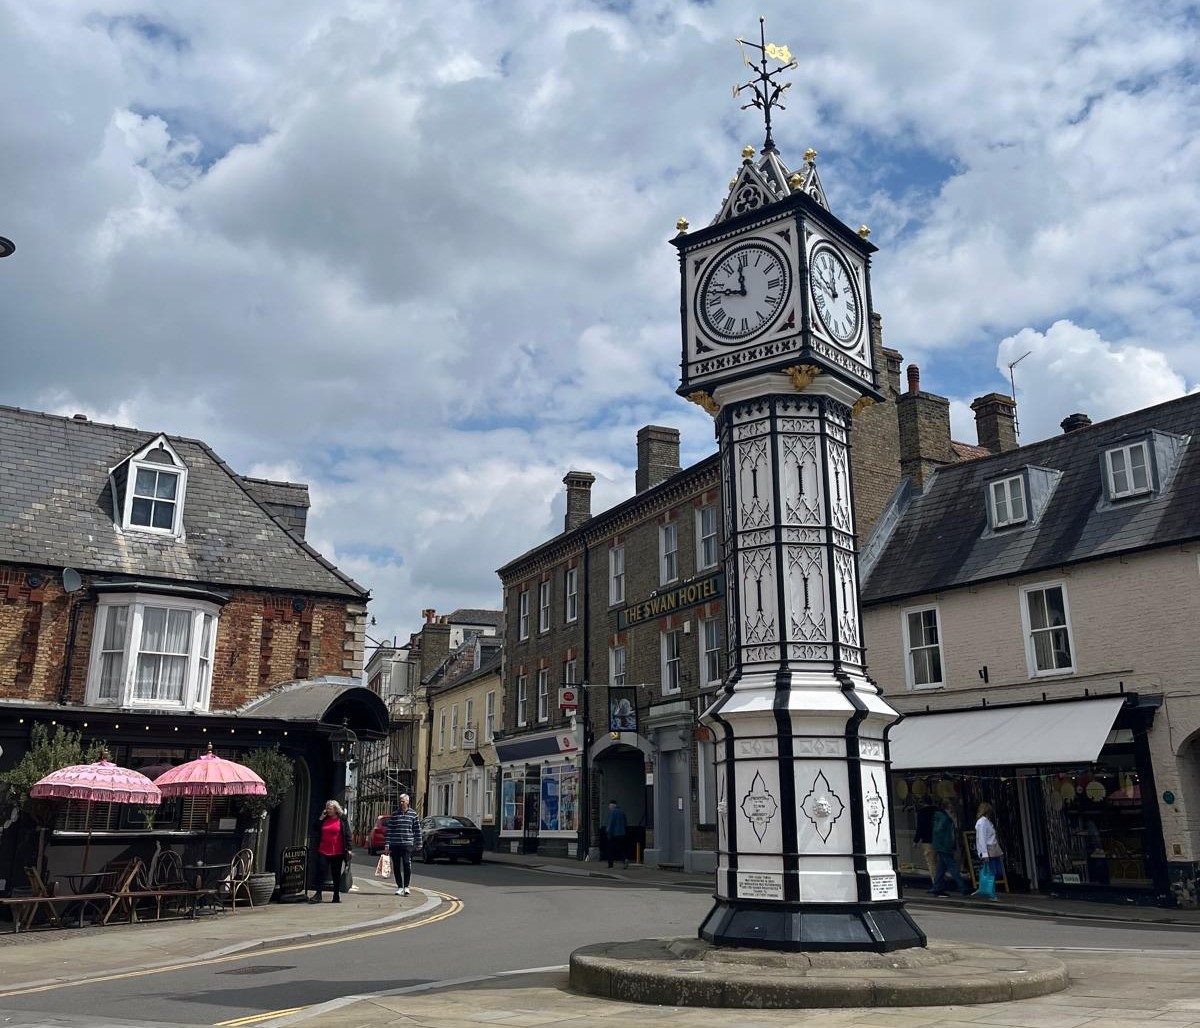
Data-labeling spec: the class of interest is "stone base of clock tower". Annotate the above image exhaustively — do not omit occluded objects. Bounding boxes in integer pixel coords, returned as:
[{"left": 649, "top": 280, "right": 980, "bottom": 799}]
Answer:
[{"left": 700, "top": 896, "right": 926, "bottom": 952}]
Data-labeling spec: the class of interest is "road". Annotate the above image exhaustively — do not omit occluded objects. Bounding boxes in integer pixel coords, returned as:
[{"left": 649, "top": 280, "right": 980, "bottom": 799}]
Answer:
[{"left": 1, "top": 862, "right": 1198, "bottom": 1027}]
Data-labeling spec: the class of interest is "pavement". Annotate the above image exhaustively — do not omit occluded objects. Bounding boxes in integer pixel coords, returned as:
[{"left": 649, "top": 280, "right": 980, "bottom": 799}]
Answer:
[{"left": 0, "top": 852, "right": 1198, "bottom": 1027}]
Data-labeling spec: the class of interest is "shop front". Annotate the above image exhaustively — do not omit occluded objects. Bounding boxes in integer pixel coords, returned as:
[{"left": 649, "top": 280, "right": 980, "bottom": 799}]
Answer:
[
  {"left": 495, "top": 728, "right": 580, "bottom": 858},
  {"left": 888, "top": 694, "right": 1168, "bottom": 905}
]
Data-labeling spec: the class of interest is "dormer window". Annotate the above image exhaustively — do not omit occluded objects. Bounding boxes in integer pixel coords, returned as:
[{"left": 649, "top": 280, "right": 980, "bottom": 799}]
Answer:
[
  {"left": 989, "top": 475, "right": 1027, "bottom": 528},
  {"left": 110, "top": 435, "right": 188, "bottom": 538},
  {"left": 1105, "top": 441, "right": 1151, "bottom": 499}
]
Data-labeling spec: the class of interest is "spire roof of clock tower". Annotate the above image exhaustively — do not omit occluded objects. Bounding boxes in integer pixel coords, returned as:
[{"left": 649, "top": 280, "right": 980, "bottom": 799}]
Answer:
[{"left": 710, "top": 145, "right": 830, "bottom": 227}]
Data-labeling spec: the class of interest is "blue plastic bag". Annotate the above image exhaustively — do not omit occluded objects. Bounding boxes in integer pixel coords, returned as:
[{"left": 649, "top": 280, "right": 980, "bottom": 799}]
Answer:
[{"left": 977, "top": 864, "right": 996, "bottom": 898}]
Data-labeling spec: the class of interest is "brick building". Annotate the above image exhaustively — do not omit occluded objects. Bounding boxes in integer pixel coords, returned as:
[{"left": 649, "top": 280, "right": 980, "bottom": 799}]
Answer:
[
  {"left": 0, "top": 405, "right": 387, "bottom": 886},
  {"left": 862, "top": 391, "right": 1200, "bottom": 907}
]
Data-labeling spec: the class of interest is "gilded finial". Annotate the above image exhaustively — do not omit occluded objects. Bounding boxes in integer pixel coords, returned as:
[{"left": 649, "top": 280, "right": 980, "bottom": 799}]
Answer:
[
  {"left": 858, "top": 224, "right": 871, "bottom": 239},
  {"left": 741, "top": 144, "right": 756, "bottom": 162},
  {"left": 687, "top": 391, "right": 720, "bottom": 416},
  {"left": 729, "top": 176, "right": 738, "bottom": 190},
  {"left": 676, "top": 217, "right": 690, "bottom": 234},
  {"left": 786, "top": 365, "right": 821, "bottom": 391},
  {"left": 804, "top": 148, "right": 818, "bottom": 163},
  {"left": 787, "top": 171, "right": 804, "bottom": 192}
]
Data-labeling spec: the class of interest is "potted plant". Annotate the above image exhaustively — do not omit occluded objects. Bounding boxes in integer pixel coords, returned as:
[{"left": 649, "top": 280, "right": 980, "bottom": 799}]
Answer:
[{"left": 236, "top": 746, "right": 295, "bottom": 904}]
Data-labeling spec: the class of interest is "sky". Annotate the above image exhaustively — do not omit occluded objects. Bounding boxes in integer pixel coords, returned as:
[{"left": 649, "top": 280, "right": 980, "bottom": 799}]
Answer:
[{"left": 2, "top": 1, "right": 1198, "bottom": 648}]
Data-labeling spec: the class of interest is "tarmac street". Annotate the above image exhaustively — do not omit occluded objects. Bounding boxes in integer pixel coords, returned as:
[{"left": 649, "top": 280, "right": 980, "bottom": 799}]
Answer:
[{"left": 1, "top": 853, "right": 1199, "bottom": 1028}]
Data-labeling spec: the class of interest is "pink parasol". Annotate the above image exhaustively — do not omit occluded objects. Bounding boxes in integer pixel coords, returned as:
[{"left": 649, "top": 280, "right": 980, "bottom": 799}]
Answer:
[
  {"left": 153, "top": 743, "right": 266, "bottom": 798},
  {"left": 31, "top": 757, "right": 161, "bottom": 872},
  {"left": 31, "top": 760, "right": 161, "bottom": 805}
]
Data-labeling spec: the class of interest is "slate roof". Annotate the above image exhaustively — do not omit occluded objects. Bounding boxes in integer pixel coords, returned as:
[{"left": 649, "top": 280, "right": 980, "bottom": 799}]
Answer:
[
  {"left": 446, "top": 608, "right": 504, "bottom": 630},
  {"left": 0, "top": 404, "right": 367, "bottom": 599},
  {"left": 861, "top": 392, "right": 1200, "bottom": 605}
]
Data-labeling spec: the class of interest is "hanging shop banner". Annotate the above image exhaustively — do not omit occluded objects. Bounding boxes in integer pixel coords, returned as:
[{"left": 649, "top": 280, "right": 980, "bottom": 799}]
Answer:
[
  {"left": 608, "top": 686, "right": 638, "bottom": 733},
  {"left": 616, "top": 572, "right": 724, "bottom": 631},
  {"left": 559, "top": 686, "right": 579, "bottom": 710}
]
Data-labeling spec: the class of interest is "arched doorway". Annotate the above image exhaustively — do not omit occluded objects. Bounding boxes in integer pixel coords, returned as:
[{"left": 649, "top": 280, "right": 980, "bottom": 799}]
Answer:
[{"left": 592, "top": 737, "right": 649, "bottom": 863}]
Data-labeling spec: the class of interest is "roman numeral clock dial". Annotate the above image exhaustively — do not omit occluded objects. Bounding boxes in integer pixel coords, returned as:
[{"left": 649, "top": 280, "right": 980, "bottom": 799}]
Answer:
[
  {"left": 697, "top": 240, "right": 791, "bottom": 342},
  {"left": 809, "top": 244, "right": 861, "bottom": 347}
]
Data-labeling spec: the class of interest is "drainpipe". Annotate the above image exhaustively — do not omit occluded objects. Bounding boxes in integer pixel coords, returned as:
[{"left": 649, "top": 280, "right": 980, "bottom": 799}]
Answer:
[{"left": 580, "top": 541, "right": 592, "bottom": 859}]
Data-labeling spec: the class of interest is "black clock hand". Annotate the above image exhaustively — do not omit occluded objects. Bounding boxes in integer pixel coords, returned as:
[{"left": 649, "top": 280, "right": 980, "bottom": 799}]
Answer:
[{"left": 737, "top": 266, "right": 747, "bottom": 296}]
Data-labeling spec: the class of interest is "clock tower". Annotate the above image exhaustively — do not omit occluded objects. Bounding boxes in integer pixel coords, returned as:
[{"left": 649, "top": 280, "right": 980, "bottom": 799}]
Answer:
[{"left": 675, "top": 21, "right": 923, "bottom": 952}]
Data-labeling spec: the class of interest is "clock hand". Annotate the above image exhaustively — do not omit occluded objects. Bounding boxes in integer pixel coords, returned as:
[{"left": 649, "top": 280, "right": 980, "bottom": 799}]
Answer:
[{"left": 737, "top": 266, "right": 747, "bottom": 296}]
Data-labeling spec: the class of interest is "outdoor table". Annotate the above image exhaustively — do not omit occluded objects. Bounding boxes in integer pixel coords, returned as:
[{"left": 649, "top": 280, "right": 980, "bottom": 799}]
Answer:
[
  {"left": 183, "top": 861, "right": 232, "bottom": 912},
  {"left": 61, "top": 869, "right": 119, "bottom": 896}
]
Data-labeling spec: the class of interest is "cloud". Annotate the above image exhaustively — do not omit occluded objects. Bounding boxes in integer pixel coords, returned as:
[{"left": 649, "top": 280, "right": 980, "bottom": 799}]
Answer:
[{"left": 1, "top": 0, "right": 1196, "bottom": 639}]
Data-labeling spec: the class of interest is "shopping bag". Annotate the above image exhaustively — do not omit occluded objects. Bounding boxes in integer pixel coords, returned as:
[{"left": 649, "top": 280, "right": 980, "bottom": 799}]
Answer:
[
  {"left": 375, "top": 853, "right": 393, "bottom": 879},
  {"left": 340, "top": 857, "right": 353, "bottom": 894},
  {"left": 977, "top": 864, "right": 996, "bottom": 898}
]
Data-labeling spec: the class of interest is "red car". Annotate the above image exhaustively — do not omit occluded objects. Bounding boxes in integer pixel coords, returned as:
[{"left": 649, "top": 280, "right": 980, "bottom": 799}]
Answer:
[{"left": 367, "top": 814, "right": 388, "bottom": 855}]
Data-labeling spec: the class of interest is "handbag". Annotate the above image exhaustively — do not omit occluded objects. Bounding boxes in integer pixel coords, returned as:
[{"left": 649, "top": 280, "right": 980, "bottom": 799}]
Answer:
[
  {"left": 978, "top": 863, "right": 996, "bottom": 898},
  {"left": 375, "top": 853, "right": 393, "bottom": 879},
  {"left": 340, "top": 856, "right": 353, "bottom": 894},
  {"left": 986, "top": 840, "right": 1004, "bottom": 858}
]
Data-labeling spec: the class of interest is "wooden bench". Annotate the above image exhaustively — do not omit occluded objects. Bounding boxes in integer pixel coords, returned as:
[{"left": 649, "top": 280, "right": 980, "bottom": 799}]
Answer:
[
  {"left": 104, "top": 860, "right": 221, "bottom": 923},
  {"left": 0, "top": 892, "right": 111, "bottom": 933}
]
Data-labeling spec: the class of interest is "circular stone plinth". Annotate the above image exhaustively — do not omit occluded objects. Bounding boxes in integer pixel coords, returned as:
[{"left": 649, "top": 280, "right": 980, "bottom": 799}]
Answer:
[{"left": 568, "top": 937, "right": 1067, "bottom": 1008}]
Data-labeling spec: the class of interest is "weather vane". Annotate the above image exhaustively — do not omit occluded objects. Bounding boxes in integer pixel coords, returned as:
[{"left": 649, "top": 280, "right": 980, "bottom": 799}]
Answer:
[{"left": 734, "top": 17, "right": 798, "bottom": 155}]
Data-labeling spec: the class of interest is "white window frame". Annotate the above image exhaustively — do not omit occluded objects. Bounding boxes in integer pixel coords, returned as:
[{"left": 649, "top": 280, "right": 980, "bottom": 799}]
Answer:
[
  {"left": 465, "top": 767, "right": 483, "bottom": 822},
  {"left": 1106, "top": 441, "right": 1152, "bottom": 499},
  {"left": 609, "top": 645, "right": 626, "bottom": 686},
  {"left": 699, "top": 618, "right": 721, "bottom": 688},
  {"left": 485, "top": 690, "right": 497, "bottom": 741},
  {"left": 901, "top": 604, "right": 945, "bottom": 690},
  {"left": 84, "top": 592, "right": 219, "bottom": 711},
  {"left": 450, "top": 704, "right": 459, "bottom": 750},
  {"left": 697, "top": 737, "right": 717, "bottom": 825},
  {"left": 696, "top": 504, "right": 718, "bottom": 571},
  {"left": 116, "top": 436, "right": 188, "bottom": 538},
  {"left": 465, "top": 698, "right": 474, "bottom": 739},
  {"left": 564, "top": 658, "right": 577, "bottom": 686},
  {"left": 609, "top": 546, "right": 625, "bottom": 605},
  {"left": 484, "top": 768, "right": 496, "bottom": 823},
  {"left": 516, "top": 675, "right": 528, "bottom": 727},
  {"left": 538, "top": 580, "right": 551, "bottom": 632},
  {"left": 661, "top": 629, "right": 683, "bottom": 695},
  {"left": 537, "top": 668, "right": 550, "bottom": 722},
  {"left": 517, "top": 590, "right": 530, "bottom": 640},
  {"left": 660, "top": 522, "right": 679, "bottom": 585},
  {"left": 1020, "top": 581, "right": 1076, "bottom": 677},
  {"left": 565, "top": 567, "right": 578, "bottom": 623},
  {"left": 989, "top": 474, "right": 1027, "bottom": 528},
  {"left": 438, "top": 709, "right": 447, "bottom": 752}
]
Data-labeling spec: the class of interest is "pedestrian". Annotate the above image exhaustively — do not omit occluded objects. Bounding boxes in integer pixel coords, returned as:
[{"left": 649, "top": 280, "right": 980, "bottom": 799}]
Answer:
[
  {"left": 929, "top": 799, "right": 967, "bottom": 896},
  {"left": 971, "top": 801, "right": 1003, "bottom": 901},
  {"left": 310, "top": 799, "right": 352, "bottom": 904},
  {"left": 606, "top": 799, "right": 628, "bottom": 870},
  {"left": 914, "top": 797, "right": 937, "bottom": 887},
  {"left": 385, "top": 793, "right": 422, "bottom": 896}
]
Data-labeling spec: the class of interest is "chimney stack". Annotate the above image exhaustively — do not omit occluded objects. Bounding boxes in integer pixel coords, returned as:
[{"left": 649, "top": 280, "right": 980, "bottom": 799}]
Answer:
[
  {"left": 563, "top": 470, "right": 596, "bottom": 531},
  {"left": 635, "top": 425, "right": 681, "bottom": 493},
  {"left": 1060, "top": 413, "right": 1092, "bottom": 434},
  {"left": 970, "top": 393, "right": 1018, "bottom": 453},
  {"left": 896, "top": 365, "right": 955, "bottom": 488}
]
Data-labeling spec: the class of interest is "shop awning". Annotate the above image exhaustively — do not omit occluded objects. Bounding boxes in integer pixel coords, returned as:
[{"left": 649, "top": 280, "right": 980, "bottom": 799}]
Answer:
[{"left": 889, "top": 696, "right": 1126, "bottom": 771}]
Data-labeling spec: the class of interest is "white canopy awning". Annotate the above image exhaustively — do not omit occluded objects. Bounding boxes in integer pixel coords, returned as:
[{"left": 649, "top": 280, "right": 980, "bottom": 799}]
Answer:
[{"left": 888, "top": 696, "right": 1126, "bottom": 771}]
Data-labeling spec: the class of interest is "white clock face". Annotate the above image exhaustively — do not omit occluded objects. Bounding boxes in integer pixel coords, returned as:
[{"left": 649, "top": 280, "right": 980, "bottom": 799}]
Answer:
[
  {"left": 697, "top": 240, "right": 791, "bottom": 342},
  {"left": 809, "top": 245, "right": 861, "bottom": 346}
]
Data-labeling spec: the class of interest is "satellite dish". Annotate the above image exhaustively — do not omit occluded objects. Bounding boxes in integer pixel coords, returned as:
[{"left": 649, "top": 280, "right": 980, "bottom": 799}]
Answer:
[{"left": 62, "top": 568, "right": 83, "bottom": 594}]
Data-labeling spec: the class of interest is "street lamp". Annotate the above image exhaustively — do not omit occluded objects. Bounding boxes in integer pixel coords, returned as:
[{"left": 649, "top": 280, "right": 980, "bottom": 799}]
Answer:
[{"left": 0, "top": 237, "right": 14, "bottom": 259}]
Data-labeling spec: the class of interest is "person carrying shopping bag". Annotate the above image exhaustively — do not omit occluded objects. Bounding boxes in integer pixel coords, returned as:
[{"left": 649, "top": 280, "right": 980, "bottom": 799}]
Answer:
[
  {"left": 384, "top": 793, "right": 422, "bottom": 896},
  {"left": 972, "top": 801, "right": 1003, "bottom": 901}
]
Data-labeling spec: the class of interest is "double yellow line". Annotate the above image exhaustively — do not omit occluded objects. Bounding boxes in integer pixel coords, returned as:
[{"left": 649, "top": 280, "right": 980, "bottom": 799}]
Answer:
[{"left": 0, "top": 891, "right": 463, "bottom": 1022}]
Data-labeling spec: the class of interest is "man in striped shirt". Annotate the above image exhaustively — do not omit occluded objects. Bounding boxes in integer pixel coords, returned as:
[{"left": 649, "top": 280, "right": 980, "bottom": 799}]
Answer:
[{"left": 385, "top": 793, "right": 423, "bottom": 896}]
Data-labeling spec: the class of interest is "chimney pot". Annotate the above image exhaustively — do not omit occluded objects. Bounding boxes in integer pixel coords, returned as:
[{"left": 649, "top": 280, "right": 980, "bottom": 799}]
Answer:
[
  {"left": 1060, "top": 413, "right": 1092, "bottom": 434},
  {"left": 422, "top": 608, "right": 436, "bottom": 624},
  {"left": 906, "top": 364, "right": 920, "bottom": 394}
]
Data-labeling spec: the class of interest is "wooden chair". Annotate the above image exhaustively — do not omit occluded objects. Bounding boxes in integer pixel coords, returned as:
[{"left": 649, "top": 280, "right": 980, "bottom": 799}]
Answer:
[
  {"left": 102, "top": 859, "right": 149, "bottom": 924},
  {"left": 222, "top": 848, "right": 255, "bottom": 910},
  {"left": 0, "top": 868, "right": 110, "bottom": 933}
]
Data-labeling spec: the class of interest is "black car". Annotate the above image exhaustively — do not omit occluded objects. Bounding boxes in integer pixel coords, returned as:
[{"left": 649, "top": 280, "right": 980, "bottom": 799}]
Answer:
[{"left": 420, "top": 815, "right": 484, "bottom": 864}]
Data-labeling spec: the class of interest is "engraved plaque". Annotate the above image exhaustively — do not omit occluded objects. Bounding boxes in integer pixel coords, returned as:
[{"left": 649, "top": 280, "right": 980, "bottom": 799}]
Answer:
[
  {"left": 870, "top": 874, "right": 898, "bottom": 901},
  {"left": 737, "top": 870, "right": 785, "bottom": 901}
]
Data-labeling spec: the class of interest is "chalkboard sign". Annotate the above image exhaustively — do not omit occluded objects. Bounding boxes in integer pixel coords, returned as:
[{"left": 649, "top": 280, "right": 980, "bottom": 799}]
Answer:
[{"left": 280, "top": 845, "right": 308, "bottom": 900}]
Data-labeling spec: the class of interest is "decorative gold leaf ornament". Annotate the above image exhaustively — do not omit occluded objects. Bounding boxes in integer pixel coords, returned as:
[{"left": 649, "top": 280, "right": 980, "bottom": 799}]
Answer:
[
  {"left": 786, "top": 365, "right": 822, "bottom": 391},
  {"left": 687, "top": 391, "right": 720, "bottom": 415}
]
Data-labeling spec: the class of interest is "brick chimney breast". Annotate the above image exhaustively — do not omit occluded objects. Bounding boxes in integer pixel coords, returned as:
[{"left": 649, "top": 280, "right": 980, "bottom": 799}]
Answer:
[
  {"left": 1061, "top": 413, "right": 1092, "bottom": 434},
  {"left": 635, "top": 425, "right": 681, "bottom": 493},
  {"left": 896, "top": 368, "right": 954, "bottom": 488},
  {"left": 563, "top": 470, "right": 596, "bottom": 531},
  {"left": 970, "top": 392, "right": 1018, "bottom": 453}
]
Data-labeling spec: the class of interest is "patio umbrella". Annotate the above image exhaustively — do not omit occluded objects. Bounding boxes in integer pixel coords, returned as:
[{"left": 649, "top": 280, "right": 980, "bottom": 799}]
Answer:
[
  {"left": 31, "top": 755, "right": 161, "bottom": 872},
  {"left": 154, "top": 744, "right": 266, "bottom": 865}
]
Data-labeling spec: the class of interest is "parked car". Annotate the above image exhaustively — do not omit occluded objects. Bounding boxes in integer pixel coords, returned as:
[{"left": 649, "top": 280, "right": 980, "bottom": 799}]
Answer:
[
  {"left": 420, "top": 815, "right": 484, "bottom": 864},
  {"left": 367, "top": 814, "right": 388, "bottom": 855}
]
